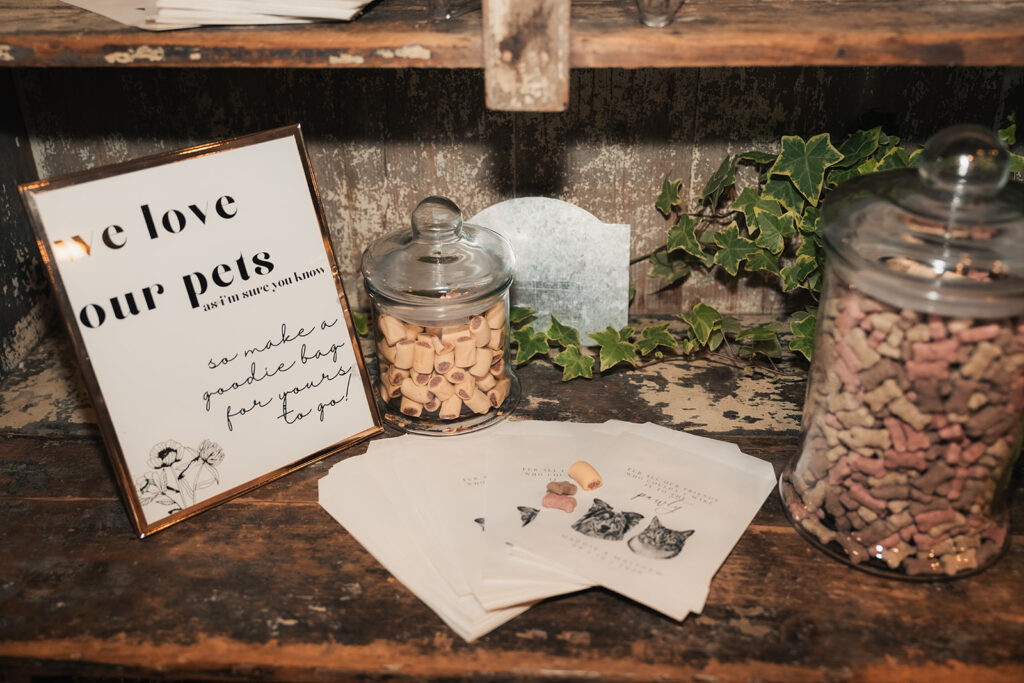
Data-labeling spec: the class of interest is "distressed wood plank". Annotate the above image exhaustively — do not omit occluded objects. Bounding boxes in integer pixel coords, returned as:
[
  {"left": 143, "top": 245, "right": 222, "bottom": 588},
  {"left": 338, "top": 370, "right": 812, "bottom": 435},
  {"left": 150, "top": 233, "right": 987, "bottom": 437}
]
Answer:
[
  {"left": 482, "top": 0, "right": 569, "bottom": 111},
  {"left": 12, "top": 67, "right": 1024, "bottom": 317},
  {"left": 2, "top": 1, "right": 1024, "bottom": 69},
  {"left": 0, "top": 437, "right": 1022, "bottom": 679},
  {"left": 0, "top": 69, "right": 49, "bottom": 383}
]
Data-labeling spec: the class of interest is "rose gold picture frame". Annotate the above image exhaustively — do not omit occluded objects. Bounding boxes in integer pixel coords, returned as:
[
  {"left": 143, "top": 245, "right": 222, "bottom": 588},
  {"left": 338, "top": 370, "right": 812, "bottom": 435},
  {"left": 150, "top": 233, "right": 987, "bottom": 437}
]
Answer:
[{"left": 19, "top": 125, "right": 382, "bottom": 537}]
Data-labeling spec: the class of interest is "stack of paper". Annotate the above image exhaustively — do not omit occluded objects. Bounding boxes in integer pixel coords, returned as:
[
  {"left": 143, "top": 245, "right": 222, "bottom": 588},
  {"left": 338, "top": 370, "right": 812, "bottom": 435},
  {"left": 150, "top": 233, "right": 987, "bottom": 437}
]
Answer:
[
  {"left": 318, "top": 420, "right": 776, "bottom": 641},
  {"left": 148, "top": 0, "right": 369, "bottom": 26},
  {"left": 61, "top": 1, "right": 371, "bottom": 31}
]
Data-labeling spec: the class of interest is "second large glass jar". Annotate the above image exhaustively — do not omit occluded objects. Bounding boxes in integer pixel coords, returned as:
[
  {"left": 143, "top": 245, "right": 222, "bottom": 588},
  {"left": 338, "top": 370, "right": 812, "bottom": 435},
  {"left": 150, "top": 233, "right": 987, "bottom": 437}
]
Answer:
[{"left": 360, "top": 196, "right": 521, "bottom": 435}]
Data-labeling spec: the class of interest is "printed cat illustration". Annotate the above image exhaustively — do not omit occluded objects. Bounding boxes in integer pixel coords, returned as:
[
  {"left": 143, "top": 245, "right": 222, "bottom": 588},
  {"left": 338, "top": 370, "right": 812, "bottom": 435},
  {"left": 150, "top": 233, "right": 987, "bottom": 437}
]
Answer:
[
  {"left": 627, "top": 517, "right": 695, "bottom": 559},
  {"left": 571, "top": 498, "right": 644, "bottom": 541}
]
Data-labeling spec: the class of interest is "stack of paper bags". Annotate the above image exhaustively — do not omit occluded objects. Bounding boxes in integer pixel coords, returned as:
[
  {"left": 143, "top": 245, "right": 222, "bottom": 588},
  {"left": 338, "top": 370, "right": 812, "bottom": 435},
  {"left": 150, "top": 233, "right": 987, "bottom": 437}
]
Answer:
[
  {"left": 318, "top": 420, "right": 776, "bottom": 641},
  {"left": 147, "top": 0, "right": 369, "bottom": 26},
  {"left": 61, "top": 1, "right": 371, "bottom": 31}
]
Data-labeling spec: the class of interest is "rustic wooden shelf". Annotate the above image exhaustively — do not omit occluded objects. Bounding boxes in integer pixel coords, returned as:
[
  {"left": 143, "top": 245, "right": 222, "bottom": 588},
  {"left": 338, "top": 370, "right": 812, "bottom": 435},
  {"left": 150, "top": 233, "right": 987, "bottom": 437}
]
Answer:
[
  {"left": 2, "top": 0, "right": 1024, "bottom": 69},
  {"left": 1, "top": 324, "right": 1022, "bottom": 681}
]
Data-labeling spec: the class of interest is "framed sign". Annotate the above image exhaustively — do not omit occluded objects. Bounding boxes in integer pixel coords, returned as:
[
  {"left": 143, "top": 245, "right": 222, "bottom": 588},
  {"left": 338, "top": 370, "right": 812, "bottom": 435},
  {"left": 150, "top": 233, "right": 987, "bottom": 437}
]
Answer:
[{"left": 20, "top": 125, "right": 382, "bottom": 537}]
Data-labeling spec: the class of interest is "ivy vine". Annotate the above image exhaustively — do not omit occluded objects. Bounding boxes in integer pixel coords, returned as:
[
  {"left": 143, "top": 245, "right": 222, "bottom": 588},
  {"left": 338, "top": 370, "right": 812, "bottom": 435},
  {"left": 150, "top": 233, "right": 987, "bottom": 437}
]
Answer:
[
  {"left": 353, "top": 123, "right": 1022, "bottom": 381},
  {"left": 505, "top": 122, "right": 1023, "bottom": 380}
]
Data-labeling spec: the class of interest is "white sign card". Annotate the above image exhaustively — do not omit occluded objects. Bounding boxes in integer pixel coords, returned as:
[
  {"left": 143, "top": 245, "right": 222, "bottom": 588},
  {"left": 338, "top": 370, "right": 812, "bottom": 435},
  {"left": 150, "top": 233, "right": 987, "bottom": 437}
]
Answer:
[{"left": 20, "top": 125, "right": 382, "bottom": 537}]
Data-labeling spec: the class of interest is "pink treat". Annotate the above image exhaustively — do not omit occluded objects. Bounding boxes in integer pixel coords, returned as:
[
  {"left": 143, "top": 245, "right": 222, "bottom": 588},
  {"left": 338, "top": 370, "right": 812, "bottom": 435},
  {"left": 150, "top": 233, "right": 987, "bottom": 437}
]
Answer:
[
  {"left": 906, "top": 360, "right": 951, "bottom": 381},
  {"left": 961, "top": 442, "right": 987, "bottom": 465},
  {"left": 833, "top": 356, "right": 861, "bottom": 392},
  {"left": 542, "top": 492, "right": 577, "bottom": 513},
  {"left": 912, "top": 338, "right": 959, "bottom": 363},
  {"left": 847, "top": 481, "right": 888, "bottom": 514},
  {"left": 915, "top": 507, "right": 956, "bottom": 533},
  {"left": 884, "top": 417, "right": 908, "bottom": 452}
]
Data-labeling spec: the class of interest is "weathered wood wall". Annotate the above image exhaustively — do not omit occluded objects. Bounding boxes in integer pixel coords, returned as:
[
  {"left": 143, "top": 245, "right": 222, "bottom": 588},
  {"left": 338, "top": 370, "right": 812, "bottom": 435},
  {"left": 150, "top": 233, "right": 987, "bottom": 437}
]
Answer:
[
  {"left": 0, "top": 69, "right": 47, "bottom": 384},
  {"left": 7, "top": 66, "right": 1024, "bottom": 341}
]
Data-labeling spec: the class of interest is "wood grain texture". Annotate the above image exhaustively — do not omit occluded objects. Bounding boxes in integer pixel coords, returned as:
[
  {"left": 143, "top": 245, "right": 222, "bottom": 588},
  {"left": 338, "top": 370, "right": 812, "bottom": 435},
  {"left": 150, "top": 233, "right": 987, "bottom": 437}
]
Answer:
[
  {"left": 2, "top": 0, "right": 1024, "bottom": 68},
  {"left": 0, "top": 69, "right": 49, "bottom": 383},
  {"left": 14, "top": 66, "right": 1021, "bottom": 318},
  {"left": 0, "top": 322, "right": 1022, "bottom": 681},
  {"left": 482, "top": 0, "right": 569, "bottom": 111}
]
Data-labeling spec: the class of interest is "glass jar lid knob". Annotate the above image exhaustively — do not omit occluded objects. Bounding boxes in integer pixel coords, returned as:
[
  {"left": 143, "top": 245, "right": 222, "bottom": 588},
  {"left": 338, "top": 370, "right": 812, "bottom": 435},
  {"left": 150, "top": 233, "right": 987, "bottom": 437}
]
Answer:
[
  {"left": 411, "top": 196, "right": 464, "bottom": 242},
  {"left": 917, "top": 124, "right": 1011, "bottom": 197}
]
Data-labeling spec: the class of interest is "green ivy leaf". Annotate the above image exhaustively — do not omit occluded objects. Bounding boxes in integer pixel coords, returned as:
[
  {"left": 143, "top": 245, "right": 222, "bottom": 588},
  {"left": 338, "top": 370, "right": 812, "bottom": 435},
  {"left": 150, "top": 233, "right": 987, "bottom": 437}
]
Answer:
[
  {"left": 707, "top": 329, "right": 724, "bottom": 351},
  {"left": 656, "top": 176, "right": 683, "bottom": 216},
  {"left": 754, "top": 212, "right": 795, "bottom": 255},
  {"left": 736, "top": 325, "right": 782, "bottom": 342},
  {"left": 835, "top": 127, "right": 881, "bottom": 168},
  {"left": 1010, "top": 152, "right": 1024, "bottom": 174},
  {"left": 762, "top": 176, "right": 806, "bottom": 215},
  {"left": 588, "top": 326, "right": 638, "bottom": 372},
  {"left": 768, "top": 134, "right": 844, "bottom": 206},
  {"left": 720, "top": 315, "right": 742, "bottom": 336},
  {"left": 731, "top": 187, "right": 760, "bottom": 235},
  {"left": 352, "top": 312, "right": 369, "bottom": 336},
  {"left": 876, "top": 146, "right": 912, "bottom": 171},
  {"left": 789, "top": 309, "right": 818, "bottom": 361},
  {"left": 999, "top": 123, "right": 1017, "bottom": 146},
  {"left": 752, "top": 195, "right": 784, "bottom": 220},
  {"left": 781, "top": 254, "right": 819, "bottom": 292},
  {"left": 649, "top": 249, "right": 692, "bottom": 286},
  {"left": 546, "top": 315, "right": 581, "bottom": 348},
  {"left": 744, "top": 249, "right": 780, "bottom": 275},
  {"left": 553, "top": 345, "right": 594, "bottom": 380},
  {"left": 712, "top": 223, "right": 758, "bottom": 276},
  {"left": 679, "top": 302, "right": 721, "bottom": 346},
  {"left": 700, "top": 155, "right": 736, "bottom": 209},
  {"left": 795, "top": 233, "right": 820, "bottom": 261},
  {"left": 999, "top": 125, "right": 1024, "bottom": 173},
  {"left": 667, "top": 214, "right": 714, "bottom": 268},
  {"left": 877, "top": 131, "right": 901, "bottom": 155},
  {"left": 737, "top": 150, "right": 778, "bottom": 165},
  {"left": 511, "top": 326, "right": 549, "bottom": 364},
  {"left": 737, "top": 334, "right": 783, "bottom": 360},
  {"left": 797, "top": 205, "right": 821, "bottom": 236},
  {"left": 510, "top": 306, "right": 537, "bottom": 325},
  {"left": 637, "top": 323, "right": 678, "bottom": 356}
]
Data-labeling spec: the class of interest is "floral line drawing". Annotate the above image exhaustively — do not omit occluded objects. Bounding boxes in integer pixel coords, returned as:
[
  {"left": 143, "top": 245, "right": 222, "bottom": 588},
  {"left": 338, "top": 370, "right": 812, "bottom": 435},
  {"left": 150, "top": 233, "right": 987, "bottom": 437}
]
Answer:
[{"left": 136, "top": 439, "right": 226, "bottom": 515}]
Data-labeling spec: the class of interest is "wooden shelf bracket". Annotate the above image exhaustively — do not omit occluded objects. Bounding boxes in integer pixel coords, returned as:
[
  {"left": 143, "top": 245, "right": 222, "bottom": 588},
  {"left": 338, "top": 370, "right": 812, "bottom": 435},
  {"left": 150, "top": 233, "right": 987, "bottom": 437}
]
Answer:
[{"left": 482, "top": 0, "right": 570, "bottom": 112}]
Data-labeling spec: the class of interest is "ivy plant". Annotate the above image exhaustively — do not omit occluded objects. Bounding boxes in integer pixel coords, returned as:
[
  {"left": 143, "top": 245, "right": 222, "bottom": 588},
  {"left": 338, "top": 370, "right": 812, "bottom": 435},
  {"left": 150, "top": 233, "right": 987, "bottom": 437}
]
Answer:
[
  {"left": 504, "top": 124, "right": 1021, "bottom": 378},
  {"left": 358, "top": 118, "right": 1020, "bottom": 380}
]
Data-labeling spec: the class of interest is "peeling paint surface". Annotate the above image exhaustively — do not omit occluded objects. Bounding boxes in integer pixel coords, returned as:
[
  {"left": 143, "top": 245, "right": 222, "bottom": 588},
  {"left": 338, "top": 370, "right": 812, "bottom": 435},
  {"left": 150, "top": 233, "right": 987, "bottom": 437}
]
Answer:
[
  {"left": 103, "top": 45, "right": 165, "bottom": 64},
  {"left": 393, "top": 45, "right": 431, "bottom": 60},
  {"left": 0, "top": 334, "right": 97, "bottom": 437},
  {"left": 626, "top": 360, "right": 804, "bottom": 433},
  {"left": 0, "top": 45, "right": 14, "bottom": 62},
  {"left": 328, "top": 53, "right": 365, "bottom": 65}
]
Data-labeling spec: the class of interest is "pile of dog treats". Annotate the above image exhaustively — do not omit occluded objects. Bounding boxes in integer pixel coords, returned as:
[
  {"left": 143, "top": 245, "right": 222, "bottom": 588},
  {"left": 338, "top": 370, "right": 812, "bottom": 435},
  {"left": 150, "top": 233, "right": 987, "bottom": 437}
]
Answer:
[
  {"left": 784, "top": 277, "right": 1023, "bottom": 577},
  {"left": 374, "top": 301, "right": 512, "bottom": 422}
]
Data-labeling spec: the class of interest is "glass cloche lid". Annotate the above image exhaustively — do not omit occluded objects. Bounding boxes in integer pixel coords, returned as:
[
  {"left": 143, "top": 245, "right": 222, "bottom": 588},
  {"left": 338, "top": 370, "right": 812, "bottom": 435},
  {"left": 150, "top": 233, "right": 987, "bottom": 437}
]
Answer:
[
  {"left": 360, "top": 196, "right": 515, "bottom": 307},
  {"left": 821, "top": 124, "right": 1024, "bottom": 317}
]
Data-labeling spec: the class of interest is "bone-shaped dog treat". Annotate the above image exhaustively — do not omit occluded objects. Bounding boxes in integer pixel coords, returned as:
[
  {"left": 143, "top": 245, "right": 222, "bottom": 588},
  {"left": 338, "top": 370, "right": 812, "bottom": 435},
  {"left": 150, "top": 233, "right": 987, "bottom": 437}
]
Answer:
[
  {"left": 546, "top": 480, "right": 577, "bottom": 496},
  {"left": 542, "top": 492, "right": 577, "bottom": 513}
]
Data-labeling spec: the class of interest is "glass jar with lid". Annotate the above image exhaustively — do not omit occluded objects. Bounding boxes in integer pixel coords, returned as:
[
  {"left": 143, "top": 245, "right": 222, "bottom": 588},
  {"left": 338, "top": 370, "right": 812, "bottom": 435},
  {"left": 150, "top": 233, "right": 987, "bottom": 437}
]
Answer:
[
  {"left": 360, "top": 196, "right": 521, "bottom": 435},
  {"left": 780, "top": 125, "right": 1024, "bottom": 578}
]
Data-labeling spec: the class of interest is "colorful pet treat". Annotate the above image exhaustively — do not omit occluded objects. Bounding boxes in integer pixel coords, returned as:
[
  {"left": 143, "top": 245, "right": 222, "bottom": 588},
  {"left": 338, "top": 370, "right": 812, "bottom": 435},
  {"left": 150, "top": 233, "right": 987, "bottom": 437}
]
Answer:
[
  {"left": 542, "top": 492, "right": 577, "bottom": 513},
  {"left": 546, "top": 480, "right": 578, "bottom": 496},
  {"left": 568, "top": 460, "right": 602, "bottom": 491}
]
